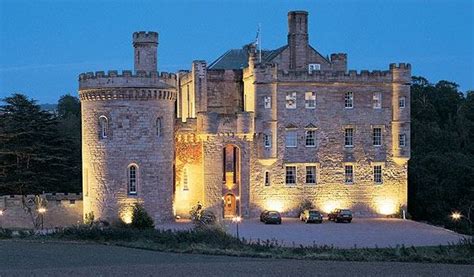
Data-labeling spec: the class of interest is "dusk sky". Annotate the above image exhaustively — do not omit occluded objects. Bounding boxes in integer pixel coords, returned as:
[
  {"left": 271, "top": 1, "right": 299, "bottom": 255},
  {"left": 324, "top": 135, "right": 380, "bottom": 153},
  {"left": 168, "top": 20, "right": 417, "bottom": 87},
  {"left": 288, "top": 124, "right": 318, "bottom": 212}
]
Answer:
[{"left": 0, "top": 0, "right": 472, "bottom": 103}]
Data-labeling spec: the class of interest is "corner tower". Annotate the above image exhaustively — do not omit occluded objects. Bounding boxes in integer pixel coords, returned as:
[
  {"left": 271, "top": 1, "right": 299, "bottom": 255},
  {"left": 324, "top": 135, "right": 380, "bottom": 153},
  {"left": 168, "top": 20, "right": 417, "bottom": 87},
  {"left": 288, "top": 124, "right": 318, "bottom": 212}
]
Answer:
[{"left": 79, "top": 31, "right": 176, "bottom": 224}]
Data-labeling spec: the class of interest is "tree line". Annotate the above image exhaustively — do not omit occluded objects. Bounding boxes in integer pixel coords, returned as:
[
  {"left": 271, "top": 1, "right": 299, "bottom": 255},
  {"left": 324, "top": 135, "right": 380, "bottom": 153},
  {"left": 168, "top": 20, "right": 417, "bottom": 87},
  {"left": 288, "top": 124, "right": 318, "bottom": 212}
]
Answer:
[{"left": 0, "top": 77, "right": 473, "bottom": 233}]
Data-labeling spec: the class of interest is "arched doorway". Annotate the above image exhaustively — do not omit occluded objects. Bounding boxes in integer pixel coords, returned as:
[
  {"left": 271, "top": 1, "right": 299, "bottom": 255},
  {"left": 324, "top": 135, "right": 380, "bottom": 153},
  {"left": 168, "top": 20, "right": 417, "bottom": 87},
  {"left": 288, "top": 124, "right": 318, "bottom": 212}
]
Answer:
[{"left": 224, "top": 193, "right": 236, "bottom": 218}]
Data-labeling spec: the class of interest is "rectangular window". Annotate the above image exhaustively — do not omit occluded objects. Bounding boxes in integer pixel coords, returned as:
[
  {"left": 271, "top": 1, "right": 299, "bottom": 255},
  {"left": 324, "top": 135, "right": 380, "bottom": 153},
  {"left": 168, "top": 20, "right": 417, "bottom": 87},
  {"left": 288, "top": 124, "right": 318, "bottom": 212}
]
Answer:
[
  {"left": 285, "top": 166, "right": 296, "bottom": 185},
  {"left": 305, "top": 92, "right": 316, "bottom": 109},
  {"left": 285, "top": 130, "right": 297, "bottom": 147},
  {"left": 344, "top": 128, "right": 353, "bottom": 147},
  {"left": 264, "top": 96, "right": 271, "bottom": 109},
  {"left": 308, "top": 63, "right": 321, "bottom": 73},
  {"left": 286, "top": 92, "right": 297, "bottom": 109},
  {"left": 183, "top": 168, "right": 189, "bottom": 191},
  {"left": 305, "top": 130, "right": 316, "bottom": 147},
  {"left": 264, "top": 171, "right": 270, "bottom": 186},
  {"left": 373, "top": 92, "right": 382, "bottom": 109},
  {"left": 399, "top": 96, "right": 406, "bottom": 108},
  {"left": 399, "top": 134, "right": 406, "bottom": 147},
  {"left": 306, "top": 166, "right": 316, "bottom": 184},
  {"left": 373, "top": 128, "right": 382, "bottom": 146},
  {"left": 374, "top": 165, "right": 383, "bottom": 184},
  {"left": 344, "top": 92, "right": 353, "bottom": 108},
  {"left": 344, "top": 165, "right": 354, "bottom": 184},
  {"left": 263, "top": 134, "right": 271, "bottom": 148}
]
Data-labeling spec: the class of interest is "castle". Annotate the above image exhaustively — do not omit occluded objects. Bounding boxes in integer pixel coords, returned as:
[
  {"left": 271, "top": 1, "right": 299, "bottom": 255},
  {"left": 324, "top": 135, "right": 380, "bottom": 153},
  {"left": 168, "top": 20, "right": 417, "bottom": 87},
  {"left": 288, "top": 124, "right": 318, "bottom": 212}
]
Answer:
[{"left": 79, "top": 11, "right": 411, "bottom": 223}]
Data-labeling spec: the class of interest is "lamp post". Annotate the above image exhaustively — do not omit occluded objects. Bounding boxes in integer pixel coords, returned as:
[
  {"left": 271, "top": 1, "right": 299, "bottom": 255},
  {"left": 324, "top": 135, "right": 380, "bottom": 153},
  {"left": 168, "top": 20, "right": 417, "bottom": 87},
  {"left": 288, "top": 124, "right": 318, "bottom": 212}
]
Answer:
[
  {"left": 232, "top": 216, "right": 242, "bottom": 239},
  {"left": 38, "top": 207, "right": 46, "bottom": 230},
  {"left": 451, "top": 212, "right": 462, "bottom": 221}
]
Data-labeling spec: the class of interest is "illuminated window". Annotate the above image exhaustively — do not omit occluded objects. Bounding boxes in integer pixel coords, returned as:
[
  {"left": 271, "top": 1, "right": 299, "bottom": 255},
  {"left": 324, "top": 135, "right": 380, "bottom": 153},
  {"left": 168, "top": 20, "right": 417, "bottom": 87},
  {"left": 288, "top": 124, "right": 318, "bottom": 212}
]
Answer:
[
  {"left": 399, "top": 97, "right": 406, "bottom": 108},
  {"left": 99, "top": 115, "right": 108, "bottom": 139},
  {"left": 263, "top": 134, "right": 271, "bottom": 148},
  {"left": 399, "top": 134, "right": 406, "bottom": 147},
  {"left": 264, "top": 171, "right": 270, "bottom": 186},
  {"left": 344, "top": 92, "right": 353, "bottom": 108},
  {"left": 344, "top": 165, "right": 354, "bottom": 184},
  {"left": 183, "top": 167, "right": 189, "bottom": 191},
  {"left": 374, "top": 165, "right": 383, "bottom": 184},
  {"left": 305, "top": 130, "right": 316, "bottom": 147},
  {"left": 285, "top": 166, "right": 296, "bottom": 185},
  {"left": 264, "top": 96, "right": 271, "bottom": 109},
  {"left": 344, "top": 128, "right": 353, "bottom": 147},
  {"left": 306, "top": 166, "right": 316, "bottom": 184},
  {"left": 373, "top": 128, "right": 382, "bottom": 146},
  {"left": 305, "top": 92, "right": 316, "bottom": 109},
  {"left": 286, "top": 92, "right": 296, "bottom": 109},
  {"left": 156, "top": 117, "right": 162, "bottom": 137},
  {"left": 128, "top": 165, "right": 138, "bottom": 195},
  {"left": 373, "top": 92, "right": 382, "bottom": 109},
  {"left": 285, "top": 130, "right": 297, "bottom": 147},
  {"left": 308, "top": 63, "right": 321, "bottom": 73}
]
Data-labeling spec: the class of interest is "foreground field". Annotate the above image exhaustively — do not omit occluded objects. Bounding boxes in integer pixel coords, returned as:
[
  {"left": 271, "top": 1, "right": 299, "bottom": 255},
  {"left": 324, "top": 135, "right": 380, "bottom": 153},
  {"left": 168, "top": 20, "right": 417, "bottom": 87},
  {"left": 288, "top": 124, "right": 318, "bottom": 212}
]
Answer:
[{"left": 1, "top": 240, "right": 473, "bottom": 276}]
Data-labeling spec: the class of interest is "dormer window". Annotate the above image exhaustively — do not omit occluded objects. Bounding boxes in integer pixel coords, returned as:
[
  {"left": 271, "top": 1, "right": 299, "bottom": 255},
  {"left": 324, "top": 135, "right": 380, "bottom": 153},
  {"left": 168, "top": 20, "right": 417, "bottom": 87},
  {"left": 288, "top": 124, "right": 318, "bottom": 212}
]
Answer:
[{"left": 308, "top": 63, "right": 321, "bottom": 73}]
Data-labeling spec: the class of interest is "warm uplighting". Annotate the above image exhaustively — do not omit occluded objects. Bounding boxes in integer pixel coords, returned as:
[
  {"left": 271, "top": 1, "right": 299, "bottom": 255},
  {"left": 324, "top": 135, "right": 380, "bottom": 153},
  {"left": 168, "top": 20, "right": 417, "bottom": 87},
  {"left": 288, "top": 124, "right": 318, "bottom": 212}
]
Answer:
[
  {"left": 38, "top": 208, "right": 47, "bottom": 214},
  {"left": 321, "top": 200, "right": 340, "bottom": 214},
  {"left": 375, "top": 198, "right": 398, "bottom": 215},
  {"left": 235, "top": 196, "right": 240, "bottom": 200},
  {"left": 265, "top": 199, "right": 284, "bottom": 212},
  {"left": 120, "top": 209, "right": 133, "bottom": 224},
  {"left": 451, "top": 212, "right": 462, "bottom": 221},
  {"left": 0, "top": 210, "right": 3, "bottom": 216},
  {"left": 232, "top": 216, "right": 242, "bottom": 223}
]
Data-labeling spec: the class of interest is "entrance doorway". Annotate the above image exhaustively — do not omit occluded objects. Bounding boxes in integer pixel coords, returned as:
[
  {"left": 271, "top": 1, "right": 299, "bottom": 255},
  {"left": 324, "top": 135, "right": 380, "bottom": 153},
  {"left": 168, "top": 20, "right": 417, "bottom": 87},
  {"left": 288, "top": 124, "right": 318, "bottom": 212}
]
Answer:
[{"left": 224, "top": 194, "right": 236, "bottom": 218}]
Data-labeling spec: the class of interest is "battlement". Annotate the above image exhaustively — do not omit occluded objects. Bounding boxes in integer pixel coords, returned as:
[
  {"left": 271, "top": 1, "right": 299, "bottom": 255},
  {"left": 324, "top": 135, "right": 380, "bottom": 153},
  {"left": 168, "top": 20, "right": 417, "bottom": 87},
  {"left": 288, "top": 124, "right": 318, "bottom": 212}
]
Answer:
[
  {"left": 133, "top": 31, "right": 158, "bottom": 44},
  {"left": 278, "top": 69, "right": 392, "bottom": 83},
  {"left": 330, "top": 53, "right": 347, "bottom": 60},
  {"left": 78, "top": 70, "right": 177, "bottom": 90},
  {"left": 389, "top": 63, "right": 411, "bottom": 70}
]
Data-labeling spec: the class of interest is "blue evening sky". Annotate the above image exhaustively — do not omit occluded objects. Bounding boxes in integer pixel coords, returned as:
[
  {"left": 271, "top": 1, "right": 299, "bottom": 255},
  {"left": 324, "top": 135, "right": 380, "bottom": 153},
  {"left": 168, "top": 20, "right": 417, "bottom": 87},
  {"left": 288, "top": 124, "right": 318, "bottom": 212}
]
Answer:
[{"left": 0, "top": 0, "right": 472, "bottom": 103}]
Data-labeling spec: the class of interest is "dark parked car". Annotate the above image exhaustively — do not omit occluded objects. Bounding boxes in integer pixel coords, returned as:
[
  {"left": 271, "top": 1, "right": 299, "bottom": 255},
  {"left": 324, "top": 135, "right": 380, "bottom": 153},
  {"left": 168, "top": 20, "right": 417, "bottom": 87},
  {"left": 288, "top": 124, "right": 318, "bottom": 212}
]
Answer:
[
  {"left": 327, "top": 209, "right": 352, "bottom": 223},
  {"left": 262, "top": 211, "right": 282, "bottom": 224},
  {"left": 299, "top": 210, "right": 323, "bottom": 223},
  {"left": 260, "top": 210, "right": 270, "bottom": 222}
]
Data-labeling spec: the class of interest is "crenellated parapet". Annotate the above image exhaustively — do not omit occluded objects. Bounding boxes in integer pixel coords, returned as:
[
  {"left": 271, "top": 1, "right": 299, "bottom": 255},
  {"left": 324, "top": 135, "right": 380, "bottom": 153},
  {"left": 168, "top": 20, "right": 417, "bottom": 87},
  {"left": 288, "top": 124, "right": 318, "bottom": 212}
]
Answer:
[
  {"left": 79, "top": 87, "right": 176, "bottom": 102},
  {"left": 78, "top": 70, "right": 177, "bottom": 90},
  {"left": 389, "top": 63, "right": 411, "bottom": 84}
]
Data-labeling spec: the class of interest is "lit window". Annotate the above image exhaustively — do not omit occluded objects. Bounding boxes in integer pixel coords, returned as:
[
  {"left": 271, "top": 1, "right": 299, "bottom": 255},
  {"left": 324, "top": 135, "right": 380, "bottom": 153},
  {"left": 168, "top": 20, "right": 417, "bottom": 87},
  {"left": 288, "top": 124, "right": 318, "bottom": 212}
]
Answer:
[
  {"left": 373, "top": 128, "right": 382, "bottom": 146},
  {"left": 399, "top": 97, "right": 406, "bottom": 108},
  {"left": 99, "top": 116, "right": 108, "bottom": 139},
  {"left": 128, "top": 165, "right": 138, "bottom": 195},
  {"left": 308, "top": 63, "right": 321, "bottom": 73},
  {"left": 305, "top": 130, "right": 316, "bottom": 147},
  {"left": 285, "top": 166, "right": 296, "bottom": 185},
  {"left": 264, "top": 96, "right": 271, "bottom": 109},
  {"left": 305, "top": 92, "right": 316, "bottom": 109},
  {"left": 183, "top": 167, "right": 189, "bottom": 191},
  {"left": 156, "top": 117, "right": 162, "bottom": 137},
  {"left": 263, "top": 134, "right": 272, "bottom": 148},
  {"left": 306, "top": 166, "right": 316, "bottom": 184},
  {"left": 285, "top": 130, "right": 297, "bottom": 147},
  {"left": 344, "top": 128, "right": 353, "bottom": 147},
  {"left": 286, "top": 92, "right": 297, "bottom": 109},
  {"left": 344, "top": 165, "right": 354, "bottom": 184},
  {"left": 373, "top": 92, "right": 382, "bottom": 109},
  {"left": 374, "top": 165, "right": 383, "bottom": 184},
  {"left": 399, "top": 134, "right": 406, "bottom": 147},
  {"left": 344, "top": 92, "right": 353, "bottom": 108},
  {"left": 264, "top": 171, "right": 270, "bottom": 186}
]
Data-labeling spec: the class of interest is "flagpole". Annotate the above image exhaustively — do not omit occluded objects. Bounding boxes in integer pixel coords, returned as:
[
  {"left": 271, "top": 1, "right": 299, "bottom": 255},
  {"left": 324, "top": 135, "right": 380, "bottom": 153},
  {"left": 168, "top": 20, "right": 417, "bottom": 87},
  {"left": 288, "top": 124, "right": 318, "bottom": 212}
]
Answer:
[{"left": 258, "top": 23, "right": 262, "bottom": 63}]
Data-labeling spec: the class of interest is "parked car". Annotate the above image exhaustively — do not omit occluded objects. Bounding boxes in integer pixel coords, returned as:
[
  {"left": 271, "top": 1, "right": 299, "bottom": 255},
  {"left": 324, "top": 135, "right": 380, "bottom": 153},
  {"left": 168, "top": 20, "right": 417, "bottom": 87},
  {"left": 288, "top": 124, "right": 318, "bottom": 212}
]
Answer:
[
  {"left": 262, "top": 211, "right": 282, "bottom": 224},
  {"left": 327, "top": 209, "right": 353, "bottom": 223},
  {"left": 260, "top": 210, "right": 270, "bottom": 222},
  {"left": 299, "top": 210, "right": 323, "bottom": 223}
]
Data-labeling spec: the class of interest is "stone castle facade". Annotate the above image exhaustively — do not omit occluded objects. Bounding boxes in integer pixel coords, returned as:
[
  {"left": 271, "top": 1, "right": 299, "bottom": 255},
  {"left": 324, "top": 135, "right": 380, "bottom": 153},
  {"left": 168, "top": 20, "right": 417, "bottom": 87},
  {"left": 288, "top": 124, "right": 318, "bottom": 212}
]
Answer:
[{"left": 79, "top": 11, "right": 410, "bottom": 223}]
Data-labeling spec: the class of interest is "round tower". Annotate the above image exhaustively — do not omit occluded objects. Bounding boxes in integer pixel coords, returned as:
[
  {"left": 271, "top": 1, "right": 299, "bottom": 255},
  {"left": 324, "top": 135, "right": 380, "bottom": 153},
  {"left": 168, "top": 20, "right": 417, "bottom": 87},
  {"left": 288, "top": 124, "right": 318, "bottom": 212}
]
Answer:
[{"left": 79, "top": 31, "right": 176, "bottom": 224}]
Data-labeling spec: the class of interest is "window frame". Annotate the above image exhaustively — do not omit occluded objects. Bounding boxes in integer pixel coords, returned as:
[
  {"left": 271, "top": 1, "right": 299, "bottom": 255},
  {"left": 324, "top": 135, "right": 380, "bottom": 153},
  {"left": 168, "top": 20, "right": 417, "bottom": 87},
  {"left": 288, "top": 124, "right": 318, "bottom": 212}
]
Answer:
[
  {"left": 128, "top": 164, "right": 138, "bottom": 195},
  {"left": 264, "top": 96, "right": 272, "bottom": 109},
  {"left": 285, "top": 130, "right": 298, "bottom": 148},
  {"left": 264, "top": 171, "right": 270, "bottom": 186},
  {"left": 399, "top": 134, "right": 407, "bottom": 147},
  {"left": 344, "top": 164, "right": 354, "bottom": 184},
  {"left": 285, "top": 92, "right": 297, "bottom": 109},
  {"left": 156, "top": 117, "right": 162, "bottom": 137},
  {"left": 373, "top": 127, "right": 382, "bottom": 146},
  {"left": 305, "top": 130, "right": 316, "bottom": 147},
  {"left": 399, "top": 96, "right": 406, "bottom": 109},
  {"left": 182, "top": 167, "right": 189, "bottom": 191},
  {"left": 344, "top": 92, "right": 354, "bottom": 109},
  {"left": 263, "top": 134, "right": 272, "bottom": 148},
  {"left": 373, "top": 165, "right": 383, "bottom": 184},
  {"left": 99, "top": 115, "right": 108, "bottom": 139},
  {"left": 308, "top": 63, "right": 321, "bottom": 73},
  {"left": 344, "top": 128, "right": 354, "bottom": 147},
  {"left": 373, "top": 92, "right": 382, "bottom": 109},
  {"left": 285, "top": 166, "right": 297, "bottom": 185},
  {"left": 305, "top": 92, "right": 316, "bottom": 109},
  {"left": 305, "top": 166, "right": 316, "bottom": 185}
]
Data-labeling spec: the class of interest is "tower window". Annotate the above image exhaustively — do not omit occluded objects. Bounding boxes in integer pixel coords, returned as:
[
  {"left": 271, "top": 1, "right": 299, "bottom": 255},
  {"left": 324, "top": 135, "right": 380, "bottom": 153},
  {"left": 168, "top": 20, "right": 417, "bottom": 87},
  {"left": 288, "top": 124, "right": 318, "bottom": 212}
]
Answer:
[
  {"left": 344, "top": 92, "right": 353, "bottom": 108},
  {"left": 128, "top": 164, "right": 138, "bottom": 195},
  {"left": 156, "top": 117, "right": 162, "bottom": 137},
  {"left": 305, "top": 166, "right": 316, "bottom": 184},
  {"left": 305, "top": 130, "right": 316, "bottom": 147},
  {"left": 374, "top": 165, "right": 383, "bottom": 184},
  {"left": 99, "top": 115, "right": 108, "bottom": 139},
  {"left": 285, "top": 130, "right": 297, "bottom": 147},
  {"left": 399, "top": 134, "right": 407, "bottom": 147},
  {"left": 373, "top": 128, "right": 382, "bottom": 146},
  {"left": 263, "top": 134, "right": 272, "bottom": 148},
  {"left": 264, "top": 96, "right": 271, "bottom": 109},
  {"left": 286, "top": 92, "right": 297, "bottom": 109},
  {"left": 373, "top": 92, "right": 382, "bottom": 109},
  {"left": 305, "top": 92, "right": 316, "bottom": 109},
  {"left": 344, "top": 165, "right": 354, "bottom": 184},
  {"left": 285, "top": 166, "right": 296, "bottom": 185},
  {"left": 399, "top": 97, "right": 406, "bottom": 108},
  {"left": 344, "top": 128, "right": 354, "bottom": 147},
  {"left": 264, "top": 171, "right": 270, "bottom": 186},
  {"left": 183, "top": 167, "right": 189, "bottom": 191}
]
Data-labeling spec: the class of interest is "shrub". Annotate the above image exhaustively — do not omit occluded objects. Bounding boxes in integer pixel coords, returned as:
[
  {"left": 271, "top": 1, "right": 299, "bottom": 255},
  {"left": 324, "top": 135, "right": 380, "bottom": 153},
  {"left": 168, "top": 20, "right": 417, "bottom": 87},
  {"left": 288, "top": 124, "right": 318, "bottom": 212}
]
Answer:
[
  {"left": 190, "top": 203, "right": 217, "bottom": 229},
  {"left": 84, "top": 211, "right": 95, "bottom": 226},
  {"left": 0, "top": 228, "right": 12, "bottom": 239},
  {"left": 297, "top": 198, "right": 314, "bottom": 214},
  {"left": 130, "top": 204, "right": 154, "bottom": 229}
]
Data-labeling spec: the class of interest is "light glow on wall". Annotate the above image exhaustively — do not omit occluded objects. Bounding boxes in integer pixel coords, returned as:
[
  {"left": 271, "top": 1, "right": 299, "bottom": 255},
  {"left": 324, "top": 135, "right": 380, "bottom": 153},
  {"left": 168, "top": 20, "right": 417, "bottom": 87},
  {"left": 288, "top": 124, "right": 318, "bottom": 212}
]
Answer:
[
  {"left": 321, "top": 200, "right": 342, "bottom": 213},
  {"left": 375, "top": 198, "right": 398, "bottom": 215},
  {"left": 265, "top": 199, "right": 284, "bottom": 212},
  {"left": 120, "top": 209, "right": 133, "bottom": 224}
]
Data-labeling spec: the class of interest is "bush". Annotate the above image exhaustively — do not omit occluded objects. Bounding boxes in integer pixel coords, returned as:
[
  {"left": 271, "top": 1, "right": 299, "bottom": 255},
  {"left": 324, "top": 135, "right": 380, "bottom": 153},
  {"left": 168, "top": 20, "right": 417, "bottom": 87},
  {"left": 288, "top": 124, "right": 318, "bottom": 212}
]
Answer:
[
  {"left": 130, "top": 204, "right": 154, "bottom": 229},
  {"left": 0, "top": 228, "right": 12, "bottom": 239},
  {"left": 297, "top": 198, "right": 314, "bottom": 215},
  {"left": 84, "top": 211, "right": 95, "bottom": 226},
  {"left": 190, "top": 203, "right": 217, "bottom": 229}
]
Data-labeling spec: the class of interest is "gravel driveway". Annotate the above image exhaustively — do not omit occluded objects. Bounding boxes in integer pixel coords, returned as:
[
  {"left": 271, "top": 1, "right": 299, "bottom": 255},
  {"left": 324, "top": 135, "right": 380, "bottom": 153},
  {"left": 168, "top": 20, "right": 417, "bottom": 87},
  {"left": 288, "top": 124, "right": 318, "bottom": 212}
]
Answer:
[{"left": 157, "top": 218, "right": 469, "bottom": 248}]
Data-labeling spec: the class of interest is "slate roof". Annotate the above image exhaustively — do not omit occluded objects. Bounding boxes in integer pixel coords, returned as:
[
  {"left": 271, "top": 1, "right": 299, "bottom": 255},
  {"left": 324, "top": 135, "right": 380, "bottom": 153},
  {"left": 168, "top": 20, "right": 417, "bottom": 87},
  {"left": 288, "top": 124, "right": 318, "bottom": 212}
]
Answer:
[{"left": 208, "top": 45, "right": 287, "bottom": 70}]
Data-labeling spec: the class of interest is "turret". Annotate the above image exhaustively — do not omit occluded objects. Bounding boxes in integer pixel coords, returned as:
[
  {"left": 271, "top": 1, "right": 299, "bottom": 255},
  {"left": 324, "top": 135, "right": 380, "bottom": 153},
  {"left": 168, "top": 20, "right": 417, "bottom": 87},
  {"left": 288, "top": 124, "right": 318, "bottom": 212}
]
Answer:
[
  {"left": 288, "top": 11, "right": 309, "bottom": 70},
  {"left": 133, "top": 31, "right": 158, "bottom": 72}
]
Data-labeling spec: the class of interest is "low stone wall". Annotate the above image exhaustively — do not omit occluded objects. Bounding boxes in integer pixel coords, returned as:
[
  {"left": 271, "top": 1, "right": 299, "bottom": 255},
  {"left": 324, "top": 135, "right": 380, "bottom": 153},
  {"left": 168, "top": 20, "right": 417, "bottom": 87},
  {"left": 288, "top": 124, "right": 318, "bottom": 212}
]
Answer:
[{"left": 0, "top": 193, "right": 83, "bottom": 229}]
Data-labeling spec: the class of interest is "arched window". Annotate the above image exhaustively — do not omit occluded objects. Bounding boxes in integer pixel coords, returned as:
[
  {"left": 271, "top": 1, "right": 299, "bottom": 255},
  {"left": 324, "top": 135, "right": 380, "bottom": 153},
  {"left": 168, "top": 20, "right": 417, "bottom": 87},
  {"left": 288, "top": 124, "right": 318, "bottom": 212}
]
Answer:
[
  {"left": 99, "top": 116, "right": 108, "bottom": 139},
  {"left": 156, "top": 117, "right": 162, "bottom": 137},
  {"left": 128, "top": 164, "right": 138, "bottom": 195}
]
